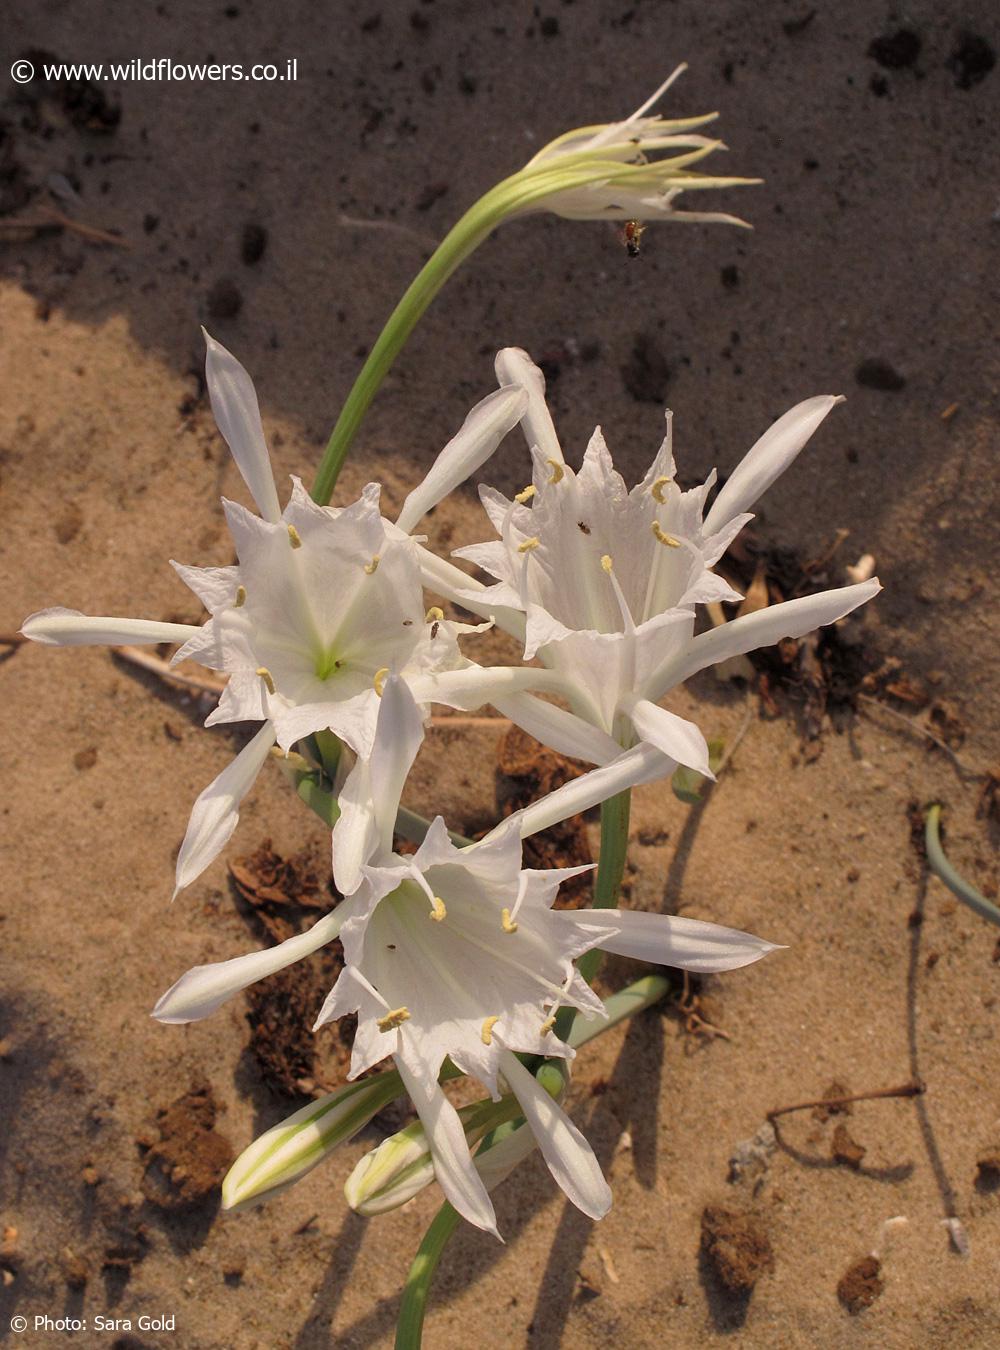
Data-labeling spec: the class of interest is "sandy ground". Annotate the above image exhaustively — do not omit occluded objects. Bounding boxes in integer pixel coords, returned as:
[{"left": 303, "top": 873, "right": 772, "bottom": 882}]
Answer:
[{"left": 2, "top": 1, "right": 999, "bottom": 1347}]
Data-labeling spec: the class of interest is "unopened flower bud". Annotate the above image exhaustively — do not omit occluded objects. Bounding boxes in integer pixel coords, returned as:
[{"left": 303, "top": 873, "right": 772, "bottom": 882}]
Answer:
[{"left": 223, "top": 1074, "right": 400, "bottom": 1212}]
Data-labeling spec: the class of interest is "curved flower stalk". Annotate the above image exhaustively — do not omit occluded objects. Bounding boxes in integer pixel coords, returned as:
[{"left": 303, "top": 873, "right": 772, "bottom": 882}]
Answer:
[
  {"left": 20, "top": 333, "right": 527, "bottom": 897},
  {"left": 314, "top": 67, "right": 758, "bottom": 503},
  {"left": 154, "top": 677, "right": 780, "bottom": 1238},
  {"left": 423, "top": 347, "right": 881, "bottom": 774}
]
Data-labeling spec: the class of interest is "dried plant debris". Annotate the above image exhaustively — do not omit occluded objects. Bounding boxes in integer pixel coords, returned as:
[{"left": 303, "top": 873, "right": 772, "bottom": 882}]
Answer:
[
  {"left": 230, "top": 840, "right": 335, "bottom": 943},
  {"left": 495, "top": 724, "right": 592, "bottom": 907},
  {"left": 728, "top": 1121, "right": 777, "bottom": 1186},
  {"left": 830, "top": 1122, "right": 867, "bottom": 1169},
  {"left": 812, "top": 1080, "right": 853, "bottom": 1122},
  {"left": 700, "top": 1204, "right": 774, "bottom": 1295},
  {"left": 229, "top": 841, "right": 350, "bottom": 1095},
  {"left": 138, "top": 1082, "right": 233, "bottom": 1211},
  {"left": 837, "top": 1255, "right": 884, "bottom": 1314},
  {"left": 717, "top": 531, "right": 879, "bottom": 741}
]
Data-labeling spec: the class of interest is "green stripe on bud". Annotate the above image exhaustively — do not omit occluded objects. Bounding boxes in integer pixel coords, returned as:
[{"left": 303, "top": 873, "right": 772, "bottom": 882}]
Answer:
[{"left": 223, "top": 1073, "right": 401, "bottom": 1212}]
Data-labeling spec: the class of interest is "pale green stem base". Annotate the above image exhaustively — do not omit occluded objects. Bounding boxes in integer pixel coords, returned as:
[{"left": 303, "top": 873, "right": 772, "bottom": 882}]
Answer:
[{"left": 925, "top": 803, "right": 1000, "bottom": 927}]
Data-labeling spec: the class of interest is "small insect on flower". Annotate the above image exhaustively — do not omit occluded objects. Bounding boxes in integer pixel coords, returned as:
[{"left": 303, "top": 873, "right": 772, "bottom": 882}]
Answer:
[{"left": 621, "top": 220, "right": 646, "bottom": 258}]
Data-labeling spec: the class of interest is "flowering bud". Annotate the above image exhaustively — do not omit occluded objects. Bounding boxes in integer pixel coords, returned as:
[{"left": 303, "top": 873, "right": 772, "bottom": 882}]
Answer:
[{"left": 223, "top": 1074, "right": 400, "bottom": 1212}]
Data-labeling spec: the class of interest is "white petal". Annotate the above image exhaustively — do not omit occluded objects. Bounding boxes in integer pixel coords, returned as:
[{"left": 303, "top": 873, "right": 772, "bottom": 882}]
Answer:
[
  {"left": 494, "top": 348, "right": 563, "bottom": 464},
  {"left": 369, "top": 676, "right": 425, "bottom": 850},
  {"left": 203, "top": 329, "right": 282, "bottom": 524},
  {"left": 499, "top": 1052, "right": 610, "bottom": 1220},
  {"left": 645, "top": 579, "right": 881, "bottom": 700},
  {"left": 331, "top": 757, "right": 378, "bottom": 896},
  {"left": 396, "top": 1052, "right": 500, "bottom": 1238},
  {"left": 492, "top": 692, "right": 622, "bottom": 766},
  {"left": 20, "top": 608, "right": 199, "bottom": 648},
  {"left": 624, "top": 697, "right": 713, "bottom": 777},
  {"left": 512, "top": 743, "right": 674, "bottom": 841},
  {"left": 152, "top": 911, "right": 342, "bottom": 1023},
  {"left": 174, "top": 723, "right": 276, "bottom": 895},
  {"left": 416, "top": 545, "right": 528, "bottom": 644},
  {"left": 579, "top": 909, "right": 782, "bottom": 972},
  {"left": 395, "top": 385, "right": 528, "bottom": 535},
  {"left": 703, "top": 396, "right": 843, "bottom": 535},
  {"left": 409, "top": 664, "right": 561, "bottom": 713}
]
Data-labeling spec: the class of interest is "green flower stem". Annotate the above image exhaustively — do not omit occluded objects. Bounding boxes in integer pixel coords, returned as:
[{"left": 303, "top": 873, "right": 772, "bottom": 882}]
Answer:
[
  {"left": 310, "top": 157, "right": 726, "bottom": 503},
  {"left": 925, "top": 803, "right": 1000, "bottom": 928},
  {"left": 291, "top": 768, "right": 471, "bottom": 849},
  {"left": 550, "top": 789, "right": 632, "bottom": 1046},
  {"left": 395, "top": 1202, "right": 461, "bottom": 1350},
  {"left": 568, "top": 972, "right": 670, "bottom": 1049}
]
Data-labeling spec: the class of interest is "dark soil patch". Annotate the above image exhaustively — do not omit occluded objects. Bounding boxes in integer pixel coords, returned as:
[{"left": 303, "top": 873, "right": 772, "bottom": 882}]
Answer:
[
  {"left": 495, "top": 723, "right": 592, "bottom": 907},
  {"left": 138, "top": 1082, "right": 233, "bottom": 1211},
  {"left": 837, "top": 1254, "right": 884, "bottom": 1313}
]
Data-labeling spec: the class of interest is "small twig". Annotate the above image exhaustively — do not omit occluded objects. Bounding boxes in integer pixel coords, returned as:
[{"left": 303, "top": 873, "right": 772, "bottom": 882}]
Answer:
[
  {"left": 429, "top": 715, "right": 511, "bottom": 729},
  {"left": 117, "top": 645, "right": 226, "bottom": 696},
  {"left": 714, "top": 698, "right": 755, "bottom": 778},
  {"left": 767, "top": 1080, "right": 924, "bottom": 1121},
  {"left": 292, "top": 1213, "right": 319, "bottom": 1235},
  {"left": 36, "top": 204, "right": 130, "bottom": 248},
  {"left": 857, "top": 692, "right": 980, "bottom": 777}
]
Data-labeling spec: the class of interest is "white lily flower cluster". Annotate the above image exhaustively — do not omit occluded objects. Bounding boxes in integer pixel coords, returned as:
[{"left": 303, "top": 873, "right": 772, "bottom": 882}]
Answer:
[{"left": 22, "top": 327, "right": 878, "bottom": 1239}]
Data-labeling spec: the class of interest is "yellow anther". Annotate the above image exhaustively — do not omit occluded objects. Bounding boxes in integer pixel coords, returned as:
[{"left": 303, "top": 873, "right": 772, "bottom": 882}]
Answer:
[
  {"left": 500, "top": 908, "right": 518, "bottom": 934},
  {"left": 373, "top": 666, "right": 389, "bottom": 697},
  {"left": 652, "top": 521, "right": 681, "bottom": 548},
  {"left": 601, "top": 554, "right": 613, "bottom": 573},
  {"left": 364, "top": 554, "right": 380, "bottom": 575},
  {"left": 540, "top": 1015, "right": 557, "bottom": 1036},
  {"left": 651, "top": 475, "right": 673, "bottom": 504},
  {"left": 430, "top": 896, "right": 447, "bottom": 922},
  {"left": 546, "top": 458, "right": 565, "bottom": 484},
  {"left": 234, "top": 585, "right": 247, "bottom": 608},
  {"left": 255, "top": 666, "right": 276, "bottom": 695},
  {"left": 518, "top": 537, "right": 541, "bottom": 554},
  {"left": 480, "top": 1016, "right": 500, "bottom": 1046},
  {"left": 376, "top": 1006, "right": 410, "bottom": 1033},
  {"left": 424, "top": 606, "right": 444, "bottom": 623},
  {"left": 514, "top": 484, "right": 536, "bottom": 504},
  {"left": 287, "top": 524, "right": 303, "bottom": 549}
]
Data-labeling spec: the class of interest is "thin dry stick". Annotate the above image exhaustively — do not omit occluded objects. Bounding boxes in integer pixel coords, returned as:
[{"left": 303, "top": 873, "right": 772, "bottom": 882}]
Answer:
[
  {"left": 0, "top": 633, "right": 27, "bottom": 647},
  {"left": 767, "top": 1080, "right": 925, "bottom": 1121},
  {"left": 35, "top": 204, "right": 130, "bottom": 248},
  {"left": 857, "top": 692, "right": 980, "bottom": 777},
  {"left": 117, "top": 645, "right": 226, "bottom": 696},
  {"left": 714, "top": 697, "right": 755, "bottom": 778}
]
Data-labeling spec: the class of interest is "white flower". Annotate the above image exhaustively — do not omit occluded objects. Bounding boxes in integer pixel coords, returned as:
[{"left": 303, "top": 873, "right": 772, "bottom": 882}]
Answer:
[
  {"left": 20, "top": 332, "right": 527, "bottom": 896},
  {"left": 424, "top": 348, "right": 881, "bottom": 775},
  {"left": 505, "top": 65, "right": 758, "bottom": 228},
  {"left": 153, "top": 677, "right": 780, "bottom": 1237}
]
